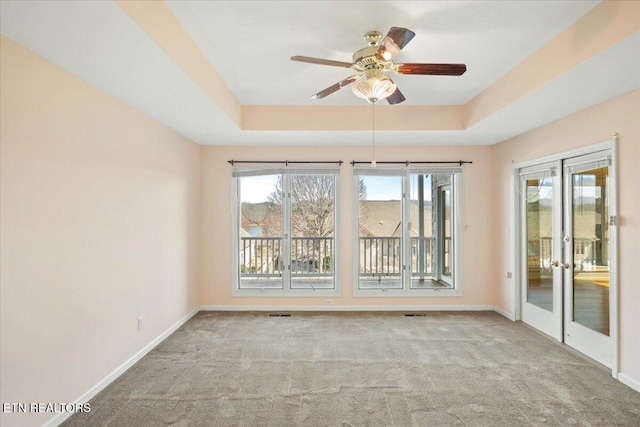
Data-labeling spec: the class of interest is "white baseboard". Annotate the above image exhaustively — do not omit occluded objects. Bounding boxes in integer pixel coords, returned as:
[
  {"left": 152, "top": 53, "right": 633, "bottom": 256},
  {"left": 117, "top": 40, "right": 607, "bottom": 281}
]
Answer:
[
  {"left": 492, "top": 305, "right": 515, "bottom": 320},
  {"left": 44, "top": 307, "right": 199, "bottom": 427},
  {"left": 618, "top": 373, "right": 640, "bottom": 393},
  {"left": 199, "top": 304, "right": 497, "bottom": 312}
]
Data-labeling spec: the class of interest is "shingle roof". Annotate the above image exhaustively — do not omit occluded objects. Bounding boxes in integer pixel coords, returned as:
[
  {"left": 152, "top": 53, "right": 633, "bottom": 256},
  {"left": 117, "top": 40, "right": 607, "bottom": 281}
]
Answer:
[{"left": 359, "top": 200, "right": 433, "bottom": 237}]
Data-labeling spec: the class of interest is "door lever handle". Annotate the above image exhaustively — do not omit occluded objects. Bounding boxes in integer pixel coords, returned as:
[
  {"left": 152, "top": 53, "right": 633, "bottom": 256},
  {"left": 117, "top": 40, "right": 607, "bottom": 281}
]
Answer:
[
  {"left": 551, "top": 260, "right": 560, "bottom": 267},
  {"left": 561, "top": 262, "right": 571, "bottom": 269}
]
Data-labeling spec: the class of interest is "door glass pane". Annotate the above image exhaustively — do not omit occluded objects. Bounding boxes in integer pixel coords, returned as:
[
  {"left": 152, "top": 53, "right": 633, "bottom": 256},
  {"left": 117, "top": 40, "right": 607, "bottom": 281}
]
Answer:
[
  {"left": 358, "top": 175, "right": 403, "bottom": 289},
  {"left": 290, "top": 174, "right": 335, "bottom": 289},
  {"left": 238, "top": 174, "right": 283, "bottom": 289},
  {"left": 526, "top": 178, "right": 553, "bottom": 311},
  {"left": 409, "top": 174, "right": 436, "bottom": 288},
  {"left": 572, "top": 167, "right": 609, "bottom": 335}
]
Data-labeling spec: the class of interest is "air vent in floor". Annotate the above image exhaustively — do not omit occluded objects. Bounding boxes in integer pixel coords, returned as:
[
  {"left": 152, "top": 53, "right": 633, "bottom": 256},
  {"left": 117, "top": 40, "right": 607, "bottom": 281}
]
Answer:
[
  {"left": 268, "top": 313, "right": 291, "bottom": 317},
  {"left": 404, "top": 313, "right": 427, "bottom": 317}
]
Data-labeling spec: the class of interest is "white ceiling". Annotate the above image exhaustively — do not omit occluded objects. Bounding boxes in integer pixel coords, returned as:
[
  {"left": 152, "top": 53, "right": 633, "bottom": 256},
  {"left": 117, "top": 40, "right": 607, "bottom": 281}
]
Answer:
[
  {"left": 166, "top": 0, "right": 599, "bottom": 105},
  {"left": 1, "top": 0, "right": 639, "bottom": 146}
]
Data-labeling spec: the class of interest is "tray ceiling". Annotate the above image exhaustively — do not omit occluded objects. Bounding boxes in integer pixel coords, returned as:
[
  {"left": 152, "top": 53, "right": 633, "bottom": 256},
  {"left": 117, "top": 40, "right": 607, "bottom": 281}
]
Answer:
[{"left": 1, "top": 0, "right": 638, "bottom": 146}]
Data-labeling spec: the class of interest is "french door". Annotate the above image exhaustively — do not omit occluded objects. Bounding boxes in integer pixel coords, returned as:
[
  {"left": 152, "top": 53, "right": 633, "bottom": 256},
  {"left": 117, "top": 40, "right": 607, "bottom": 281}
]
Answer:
[
  {"left": 520, "top": 161, "right": 563, "bottom": 341},
  {"left": 519, "top": 150, "right": 614, "bottom": 367},
  {"left": 562, "top": 153, "right": 612, "bottom": 366}
]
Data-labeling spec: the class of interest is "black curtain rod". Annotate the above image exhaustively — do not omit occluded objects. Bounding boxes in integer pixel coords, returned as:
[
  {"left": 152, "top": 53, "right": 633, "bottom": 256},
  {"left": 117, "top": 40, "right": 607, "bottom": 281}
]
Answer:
[
  {"left": 350, "top": 160, "right": 472, "bottom": 166},
  {"left": 228, "top": 160, "right": 343, "bottom": 166}
]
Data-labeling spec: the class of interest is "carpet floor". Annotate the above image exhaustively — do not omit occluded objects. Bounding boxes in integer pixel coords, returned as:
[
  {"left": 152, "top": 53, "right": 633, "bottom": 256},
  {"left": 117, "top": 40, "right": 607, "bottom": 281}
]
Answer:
[{"left": 63, "top": 311, "right": 640, "bottom": 426}]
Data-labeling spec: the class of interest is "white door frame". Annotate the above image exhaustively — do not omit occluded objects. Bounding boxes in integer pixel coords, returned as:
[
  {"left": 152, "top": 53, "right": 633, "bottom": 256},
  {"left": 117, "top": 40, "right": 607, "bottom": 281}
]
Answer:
[{"left": 511, "top": 136, "right": 618, "bottom": 377}]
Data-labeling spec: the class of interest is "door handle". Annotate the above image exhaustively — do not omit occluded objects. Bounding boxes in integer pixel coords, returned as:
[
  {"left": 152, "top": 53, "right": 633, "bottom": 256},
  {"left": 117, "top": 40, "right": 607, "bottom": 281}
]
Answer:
[
  {"left": 561, "top": 262, "right": 571, "bottom": 269},
  {"left": 551, "top": 260, "right": 560, "bottom": 267}
]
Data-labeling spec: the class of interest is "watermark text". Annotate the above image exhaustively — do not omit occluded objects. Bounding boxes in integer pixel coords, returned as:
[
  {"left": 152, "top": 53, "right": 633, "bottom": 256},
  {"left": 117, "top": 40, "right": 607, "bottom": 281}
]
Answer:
[{"left": 2, "top": 402, "right": 91, "bottom": 413}]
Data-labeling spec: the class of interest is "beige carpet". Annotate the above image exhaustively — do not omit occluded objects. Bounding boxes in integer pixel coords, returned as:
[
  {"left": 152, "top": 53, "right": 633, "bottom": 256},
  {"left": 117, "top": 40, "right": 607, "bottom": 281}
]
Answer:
[{"left": 63, "top": 311, "right": 640, "bottom": 426}]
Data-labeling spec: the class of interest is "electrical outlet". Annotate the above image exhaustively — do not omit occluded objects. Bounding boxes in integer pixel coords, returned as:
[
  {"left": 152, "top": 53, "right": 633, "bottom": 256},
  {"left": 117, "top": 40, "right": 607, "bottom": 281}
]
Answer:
[
  {"left": 138, "top": 316, "right": 144, "bottom": 331},
  {"left": 507, "top": 272, "right": 512, "bottom": 279},
  {"left": 324, "top": 300, "right": 332, "bottom": 305}
]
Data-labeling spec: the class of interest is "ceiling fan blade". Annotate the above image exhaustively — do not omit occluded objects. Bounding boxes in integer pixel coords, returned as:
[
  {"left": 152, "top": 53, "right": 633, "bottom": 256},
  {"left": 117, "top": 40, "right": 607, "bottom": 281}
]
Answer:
[
  {"left": 311, "top": 74, "right": 361, "bottom": 99},
  {"left": 397, "top": 63, "right": 467, "bottom": 76},
  {"left": 291, "top": 55, "right": 353, "bottom": 68},
  {"left": 376, "top": 27, "right": 415, "bottom": 61},
  {"left": 386, "top": 87, "right": 406, "bottom": 105},
  {"left": 386, "top": 27, "right": 416, "bottom": 50}
]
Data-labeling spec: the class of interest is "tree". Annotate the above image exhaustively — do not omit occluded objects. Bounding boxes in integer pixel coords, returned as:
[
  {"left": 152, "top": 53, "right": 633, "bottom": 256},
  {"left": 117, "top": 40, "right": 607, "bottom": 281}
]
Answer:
[
  {"left": 265, "top": 174, "right": 367, "bottom": 272},
  {"left": 269, "top": 175, "right": 335, "bottom": 238},
  {"left": 358, "top": 177, "right": 370, "bottom": 234},
  {"left": 268, "top": 175, "right": 369, "bottom": 237}
]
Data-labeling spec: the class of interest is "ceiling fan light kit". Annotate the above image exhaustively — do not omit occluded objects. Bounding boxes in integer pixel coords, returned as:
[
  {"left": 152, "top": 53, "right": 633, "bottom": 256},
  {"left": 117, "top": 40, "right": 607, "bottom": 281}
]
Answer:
[
  {"left": 292, "top": 27, "right": 466, "bottom": 105},
  {"left": 352, "top": 72, "right": 396, "bottom": 105}
]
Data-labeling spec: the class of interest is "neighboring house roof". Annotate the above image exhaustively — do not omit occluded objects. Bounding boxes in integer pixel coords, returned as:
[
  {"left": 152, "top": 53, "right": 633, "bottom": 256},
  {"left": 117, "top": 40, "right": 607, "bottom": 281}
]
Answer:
[
  {"left": 359, "top": 200, "right": 401, "bottom": 237},
  {"left": 240, "top": 200, "right": 437, "bottom": 238},
  {"left": 360, "top": 200, "right": 433, "bottom": 238},
  {"left": 241, "top": 200, "right": 601, "bottom": 241}
]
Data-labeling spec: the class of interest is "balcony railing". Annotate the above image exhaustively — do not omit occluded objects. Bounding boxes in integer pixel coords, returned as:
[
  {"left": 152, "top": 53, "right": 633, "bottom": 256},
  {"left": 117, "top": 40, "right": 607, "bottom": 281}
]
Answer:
[
  {"left": 240, "top": 236, "right": 334, "bottom": 277},
  {"left": 241, "top": 236, "right": 449, "bottom": 280},
  {"left": 359, "top": 236, "right": 437, "bottom": 278},
  {"left": 529, "top": 237, "right": 608, "bottom": 272}
]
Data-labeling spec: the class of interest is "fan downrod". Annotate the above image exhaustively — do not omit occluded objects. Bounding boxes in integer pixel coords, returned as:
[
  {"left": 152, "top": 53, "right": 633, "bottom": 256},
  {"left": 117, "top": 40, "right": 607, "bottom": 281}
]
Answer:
[{"left": 364, "top": 31, "right": 382, "bottom": 46}]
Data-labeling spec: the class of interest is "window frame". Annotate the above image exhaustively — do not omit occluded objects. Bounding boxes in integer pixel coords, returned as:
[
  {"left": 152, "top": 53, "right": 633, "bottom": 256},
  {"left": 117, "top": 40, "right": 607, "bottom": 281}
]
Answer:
[
  {"left": 231, "top": 167, "right": 341, "bottom": 297},
  {"left": 352, "top": 167, "right": 463, "bottom": 297},
  {"left": 435, "top": 179, "right": 454, "bottom": 286}
]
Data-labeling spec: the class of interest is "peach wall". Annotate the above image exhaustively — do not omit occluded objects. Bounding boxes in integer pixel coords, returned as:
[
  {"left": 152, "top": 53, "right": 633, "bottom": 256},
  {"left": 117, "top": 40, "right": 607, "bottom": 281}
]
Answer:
[
  {"left": 492, "top": 90, "right": 640, "bottom": 386},
  {"left": 201, "top": 145, "right": 496, "bottom": 308},
  {"left": 0, "top": 38, "right": 201, "bottom": 426},
  {"left": 241, "top": 105, "right": 465, "bottom": 131}
]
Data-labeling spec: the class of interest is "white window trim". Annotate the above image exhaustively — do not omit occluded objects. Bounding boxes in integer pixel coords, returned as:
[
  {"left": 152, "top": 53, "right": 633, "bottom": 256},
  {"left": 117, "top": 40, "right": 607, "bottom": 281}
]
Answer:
[
  {"left": 231, "top": 168, "right": 341, "bottom": 298},
  {"left": 352, "top": 168, "right": 463, "bottom": 297}
]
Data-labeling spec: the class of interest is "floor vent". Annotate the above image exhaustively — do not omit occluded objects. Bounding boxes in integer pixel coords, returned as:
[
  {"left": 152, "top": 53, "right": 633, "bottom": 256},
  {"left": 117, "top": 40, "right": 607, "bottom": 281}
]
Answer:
[
  {"left": 404, "top": 313, "right": 427, "bottom": 317},
  {"left": 269, "top": 313, "right": 291, "bottom": 317}
]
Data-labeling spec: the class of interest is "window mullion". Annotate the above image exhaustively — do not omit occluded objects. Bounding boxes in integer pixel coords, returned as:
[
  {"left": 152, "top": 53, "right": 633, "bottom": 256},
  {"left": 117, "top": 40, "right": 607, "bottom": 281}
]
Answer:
[
  {"left": 283, "top": 171, "right": 292, "bottom": 290},
  {"left": 403, "top": 171, "right": 410, "bottom": 292},
  {"left": 433, "top": 178, "right": 441, "bottom": 281}
]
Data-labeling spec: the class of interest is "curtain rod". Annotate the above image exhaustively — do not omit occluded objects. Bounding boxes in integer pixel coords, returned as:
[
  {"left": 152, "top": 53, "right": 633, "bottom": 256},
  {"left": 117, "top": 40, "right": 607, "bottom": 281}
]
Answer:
[
  {"left": 350, "top": 160, "right": 472, "bottom": 166},
  {"left": 228, "top": 160, "right": 343, "bottom": 166}
]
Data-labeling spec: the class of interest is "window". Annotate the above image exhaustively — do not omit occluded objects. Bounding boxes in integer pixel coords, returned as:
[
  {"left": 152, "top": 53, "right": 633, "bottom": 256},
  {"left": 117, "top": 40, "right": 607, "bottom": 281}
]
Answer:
[
  {"left": 232, "top": 168, "right": 339, "bottom": 295},
  {"left": 354, "top": 168, "right": 461, "bottom": 295}
]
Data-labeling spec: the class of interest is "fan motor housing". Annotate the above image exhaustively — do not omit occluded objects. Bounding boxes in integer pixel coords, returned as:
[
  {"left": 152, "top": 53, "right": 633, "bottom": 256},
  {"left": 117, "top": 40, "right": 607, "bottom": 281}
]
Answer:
[{"left": 352, "top": 46, "right": 384, "bottom": 70}]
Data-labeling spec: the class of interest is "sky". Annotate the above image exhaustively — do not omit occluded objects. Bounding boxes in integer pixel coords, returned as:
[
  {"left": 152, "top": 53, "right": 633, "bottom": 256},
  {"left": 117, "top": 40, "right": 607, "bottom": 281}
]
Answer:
[
  {"left": 240, "top": 174, "right": 434, "bottom": 203},
  {"left": 240, "top": 175, "right": 279, "bottom": 203}
]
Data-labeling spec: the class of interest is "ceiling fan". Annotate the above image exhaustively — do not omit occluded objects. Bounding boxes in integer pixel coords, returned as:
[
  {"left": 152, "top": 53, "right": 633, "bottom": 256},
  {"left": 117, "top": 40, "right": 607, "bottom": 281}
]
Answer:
[{"left": 291, "top": 27, "right": 466, "bottom": 105}]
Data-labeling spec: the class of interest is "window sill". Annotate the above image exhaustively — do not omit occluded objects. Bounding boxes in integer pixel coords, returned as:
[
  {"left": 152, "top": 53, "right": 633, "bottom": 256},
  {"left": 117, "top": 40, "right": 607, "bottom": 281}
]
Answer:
[
  {"left": 232, "top": 288, "right": 341, "bottom": 298},
  {"left": 353, "top": 288, "right": 462, "bottom": 297}
]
